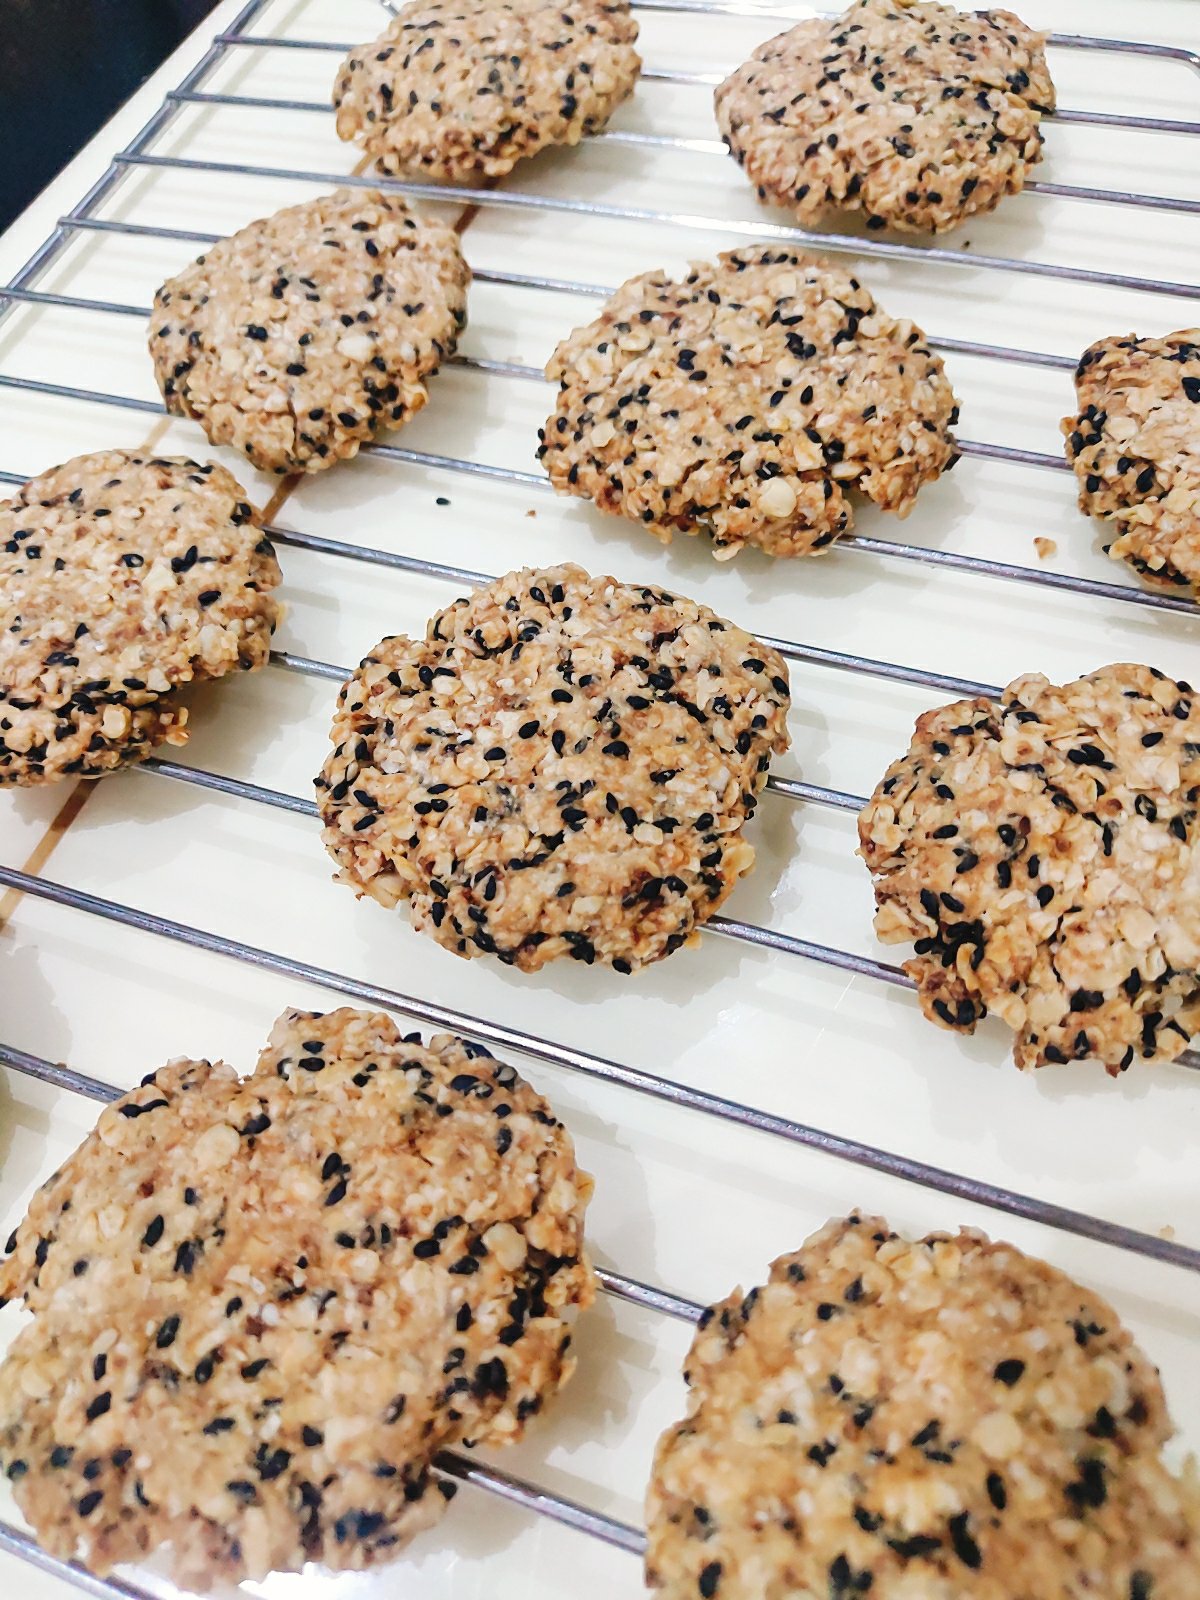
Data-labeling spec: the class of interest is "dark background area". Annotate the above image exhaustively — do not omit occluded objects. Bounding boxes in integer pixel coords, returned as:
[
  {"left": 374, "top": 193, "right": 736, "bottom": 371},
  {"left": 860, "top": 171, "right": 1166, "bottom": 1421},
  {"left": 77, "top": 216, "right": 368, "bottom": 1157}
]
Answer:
[{"left": 0, "top": 0, "right": 223, "bottom": 230}]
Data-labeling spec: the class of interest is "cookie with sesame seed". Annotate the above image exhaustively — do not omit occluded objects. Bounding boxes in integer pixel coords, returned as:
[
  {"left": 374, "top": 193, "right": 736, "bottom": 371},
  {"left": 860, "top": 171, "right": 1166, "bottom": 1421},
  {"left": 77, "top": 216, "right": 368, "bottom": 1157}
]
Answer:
[
  {"left": 858, "top": 663, "right": 1200, "bottom": 1074},
  {"left": 0, "top": 449, "right": 280, "bottom": 786},
  {"left": 647, "top": 1212, "right": 1200, "bottom": 1600},
  {"left": 333, "top": 0, "right": 641, "bottom": 183},
  {"left": 1063, "top": 330, "right": 1200, "bottom": 600},
  {"left": 149, "top": 189, "right": 469, "bottom": 475},
  {"left": 315, "top": 562, "right": 791, "bottom": 971},
  {"left": 0, "top": 1006, "right": 592, "bottom": 1588},
  {"left": 715, "top": 0, "right": 1054, "bottom": 236},
  {"left": 539, "top": 247, "right": 958, "bottom": 560}
]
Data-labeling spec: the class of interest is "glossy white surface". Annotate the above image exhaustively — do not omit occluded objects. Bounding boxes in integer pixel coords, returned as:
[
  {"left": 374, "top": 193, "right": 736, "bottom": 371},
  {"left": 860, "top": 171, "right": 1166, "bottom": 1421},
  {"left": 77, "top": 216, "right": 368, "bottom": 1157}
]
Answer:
[{"left": 0, "top": 1, "right": 1198, "bottom": 1595}]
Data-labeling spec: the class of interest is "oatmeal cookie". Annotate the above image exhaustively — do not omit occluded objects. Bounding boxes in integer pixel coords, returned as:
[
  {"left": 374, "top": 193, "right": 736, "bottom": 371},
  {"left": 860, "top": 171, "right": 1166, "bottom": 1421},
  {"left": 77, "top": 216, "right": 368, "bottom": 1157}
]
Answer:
[
  {"left": 539, "top": 247, "right": 958, "bottom": 560},
  {"left": 316, "top": 563, "right": 791, "bottom": 971},
  {"left": 715, "top": 0, "right": 1055, "bottom": 235},
  {"left": 858, "top": 663, "right": 1200, "bottom": 1073},
  {"left": 0, "top": 1006, "right": 592, "bottom": 1587},
  {"left": 333, "top": 0, "right": 641, "bottom": 182},
  {"left": 0, "top": 449, "right": 280, "bottom": 786},
  {"left": 149, "top": 189, "right": 469, "bottom": 475},
  {"left": 648, "top": 1213, "right": 1200, "bottom": 1600},
  {"left": 1064, "top": 330, "right": 1200, "bottom": 599}
]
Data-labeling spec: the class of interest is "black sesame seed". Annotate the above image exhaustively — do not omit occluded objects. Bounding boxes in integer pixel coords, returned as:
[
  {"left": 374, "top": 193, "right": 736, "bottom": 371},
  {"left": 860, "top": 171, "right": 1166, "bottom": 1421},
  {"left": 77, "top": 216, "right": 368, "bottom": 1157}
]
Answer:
[
  {"left": 156, "top": 1315, "right": 181, "bottom": 1348},
  {"left": 699, "top": 1561, "right": 722, "bottom": 1597},
  {"left": 948, "top": 1512, "right": 982, "bottom": 1569}
]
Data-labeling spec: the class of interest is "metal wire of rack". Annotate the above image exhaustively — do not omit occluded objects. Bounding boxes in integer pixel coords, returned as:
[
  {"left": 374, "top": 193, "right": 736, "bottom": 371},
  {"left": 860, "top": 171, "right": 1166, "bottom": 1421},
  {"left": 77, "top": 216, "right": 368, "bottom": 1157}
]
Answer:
[{"left": 1, "top": 0, "right": 1199, "bottom": 1595}]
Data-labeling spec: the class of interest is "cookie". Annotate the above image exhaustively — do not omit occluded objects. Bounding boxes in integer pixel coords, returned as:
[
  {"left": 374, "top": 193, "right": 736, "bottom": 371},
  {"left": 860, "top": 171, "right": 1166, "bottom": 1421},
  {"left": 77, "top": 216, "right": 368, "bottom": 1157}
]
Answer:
[
  {"left": 647, "top": 1213, "right": 1200, "bottom": 1600},
  {"left": 858, "top": 663, "right": 1200, "bottom": 1074},
  {"left": 1063, "top": 331, "right": 1200, "bottom": 600},
  {"left": 333, "top": 0, "right": 641, "bottom": 183},
  {"left": 149, "top": 189, "right": 469, "bottom": 475},
  {"left": 715, "top": 0, "right": 1055, "bottom": 236},
  {"left": 0, "top": 450, "right": 280, "bottom": 786},
  {"left": 315, "top": 563, "right": 791, "bottom": 972},
  {"left": 0, "top": 1006, "right": 593, "bottom": 1587},
  {"left": 539, "top": 248, "right": 958, "bottom": 560}
]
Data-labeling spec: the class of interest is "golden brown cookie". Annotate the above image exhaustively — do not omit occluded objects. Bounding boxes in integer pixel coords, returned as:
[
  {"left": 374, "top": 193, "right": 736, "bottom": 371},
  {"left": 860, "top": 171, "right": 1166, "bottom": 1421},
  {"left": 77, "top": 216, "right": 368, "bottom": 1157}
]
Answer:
[
  {"left": 716, "top": 0, "right": 1054, "bottom": 235},
  {"left": 333, "top": 0, "right": 641, "bottom": 182},
  {"left": 150, "top": 189, "right": 469, "bottom": 475},
  {"left": 0, "top": 450, "right": 279, "bottom": 785},
  {"left": 0, "top": 1007, "right": 592, "bottom": 1587},
  {"left": 540, "top": 248, "right": 958, "bottom": 560},
  {"left": 316, "top": 563, "right": 791, "bottom": 971},
  {"left": 858, "top": 663, "right": 1200, "bottom": 1073},
  {"left": 1064, "top": 330, "right": 1200, "bottom": 599},
  {"left": 648, "top": 1213, "right": 1200, "bottom": 1600}
]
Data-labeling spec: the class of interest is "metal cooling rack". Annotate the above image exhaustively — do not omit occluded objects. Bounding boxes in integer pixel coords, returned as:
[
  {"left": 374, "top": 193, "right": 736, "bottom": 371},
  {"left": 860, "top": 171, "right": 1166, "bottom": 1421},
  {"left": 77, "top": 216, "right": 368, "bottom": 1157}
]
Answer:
[{"left": 0, "top": 0, "right": 1198, "bottom": 1594}]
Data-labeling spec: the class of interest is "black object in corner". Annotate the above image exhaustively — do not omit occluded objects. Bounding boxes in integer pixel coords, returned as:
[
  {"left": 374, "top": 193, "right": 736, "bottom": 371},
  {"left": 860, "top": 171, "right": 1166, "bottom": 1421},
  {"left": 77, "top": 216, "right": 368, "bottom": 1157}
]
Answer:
[{"left": 0, "top": 0, "right": 222, "bottom": 230}]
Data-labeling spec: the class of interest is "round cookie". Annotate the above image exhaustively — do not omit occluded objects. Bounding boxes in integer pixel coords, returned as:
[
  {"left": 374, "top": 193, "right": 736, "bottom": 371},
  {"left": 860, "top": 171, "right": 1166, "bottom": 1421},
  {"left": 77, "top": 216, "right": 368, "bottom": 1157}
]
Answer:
[
  {"left": 648, "top": 1213, "right": 1200, "bottom": 1600},
  {"left": 149, "top": 189, "right": 469, "bottom": 475},
  {"left": 539, "top": 248, "right": 958, "bottom": 560},
  {"left": 0, "top": 1006, "right": 593, "bottom": 1588},
  {"left": 0, "top": 449, "right": 280, "bottom": 786},
  {"left": 1063, "top": 330, "right": 1200, "bottom": 600},
  {"left": 316, "top": 563, "right": 791, "bottom": 972},
  {"left": 715, "top": 0, "right": 1055, "bottom": 236},
  {"left": 333, "top": 0, "right": 641, "bottom": 183},
  {"left": 858, "top": 663, "right": 1200, "bottom": 1074}
]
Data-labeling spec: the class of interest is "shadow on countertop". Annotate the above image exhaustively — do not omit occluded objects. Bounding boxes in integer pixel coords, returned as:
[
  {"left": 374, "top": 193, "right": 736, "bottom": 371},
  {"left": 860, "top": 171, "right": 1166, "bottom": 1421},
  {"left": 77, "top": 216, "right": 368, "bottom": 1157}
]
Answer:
[{"left": 0, "top": 0, "right": 222, "bottom": 231}]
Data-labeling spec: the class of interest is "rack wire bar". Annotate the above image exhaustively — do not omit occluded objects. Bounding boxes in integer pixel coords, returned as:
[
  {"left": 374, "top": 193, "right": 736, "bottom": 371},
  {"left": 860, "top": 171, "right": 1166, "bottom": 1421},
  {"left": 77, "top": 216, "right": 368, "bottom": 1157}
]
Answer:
[
  {"left": 2, "top": 864, "right": 1197, "bottom": 1271},
  {"left": 428, "top": 1455, "right": 646, "bottom": 1553},
  {"left": 254, "top": 579, "right": 1000, "bottom": 702},
  {"left": 0, "top": 382, "right": 1020, "bottom": 701},
  {"left": 634, "top": 0, "right": 1200, "bottom": 69},
  {"left": 129, "top": 745, "right": 904, "bottom": 979},
  {"left": 323, "top": 0, "right": 1200, "bottom": 131},
  {"left": 4, "top": 364, "right": 1187, "bottom": 623},
  {"left": 0, "top": 1407, "right": 643, "bottom": 1600},
  {"left": 0, "top": 274, "right": 1085, "bottom": 379},
  {"left": 0, "top": 1470, "right": 642, "bottom": 1600},
  {"left": 40, "top": 214, "right": 1089, "bottom": 375},
  {"left": 0, "top": 324, "right": 1074, "bottom": 481},
  {"left": 0, "top": 1031, "right": 697, "bottom": 1333},
  {"left": 124, "top": 742, "right": 1200, "bottom": 1070},
  {"left": 0, "top": 1033, "right": 705, "bottom": 1340},
  {"left": 0, "top": 365, "right": 1071, "bottom": 489},
  {"left": 0, "top": 1522, "right": 159, "bottom": 1600},
  {"left": 0, "top": 367, "right": 1069, "bottom": 481},
  {"left": 111, "top": 147, "right": 1200, "bottom": 301},
  {"left": 0, "top": 0, "right": 271, "bottom": 340},
  {"left": 156, "top": 87, "right": 1200, "bottom": 215}
]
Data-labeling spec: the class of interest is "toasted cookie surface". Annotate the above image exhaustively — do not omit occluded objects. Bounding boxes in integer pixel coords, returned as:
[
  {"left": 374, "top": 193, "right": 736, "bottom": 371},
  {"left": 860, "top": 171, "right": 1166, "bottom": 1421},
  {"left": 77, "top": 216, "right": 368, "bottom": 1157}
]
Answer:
[
  {"left": 648, "top": 1213, "right": 1200, "bottom": 1600},
  {"left": 0, "top": 1007, "right": 592, "bottom": 1586},
  {"left": 0, "top": 450, "right": 279, "bottom": 785},
  {"left": 540, "top": 248, "right": 958, "bottom": 560},
  {"left": 858, "top": 663, "right": 1200, "bottom": 1073},
  {"left": 1064, "top": 330, "right": 1200, "bottom": 600},
  {"left": 316, "top": 563, "right": 791, "bottom": 971},
  {"left": 149, "top": 189, "right": 469, "bottom": 475},
  {"left": 715, "top": 0, "right": 1054, "bottom": 235},
  {"left": 333, "top": 0, "right": 641, "bottom": 181}
]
